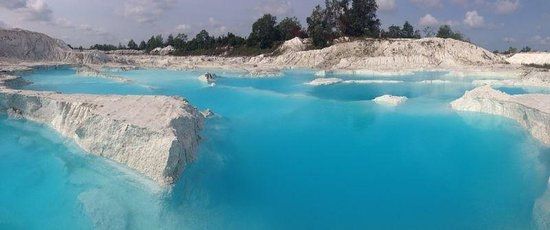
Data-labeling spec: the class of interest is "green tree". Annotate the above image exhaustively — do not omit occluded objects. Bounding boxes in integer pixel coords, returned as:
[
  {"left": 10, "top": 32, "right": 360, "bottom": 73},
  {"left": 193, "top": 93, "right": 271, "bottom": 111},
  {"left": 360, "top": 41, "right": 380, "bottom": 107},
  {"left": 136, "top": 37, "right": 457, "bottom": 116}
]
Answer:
[
  {"left": 166, "top": 34, "right": 175, "bottom": 46},
  {"left": 146, "top": 35, "right": 164, "bottom": 51},
  {"left": 277, "top": 17, "right": 306, "bottom": 40},
  {"left": 248, "top": 14, "right": 281, "bottom": 49},
  {"left": 348, "top": 0, "right": 380, "bottom": 37},
  {"left": 520, "top": 46, "right": 532, "bottom": 52},
  {"left": 173, "top": 33, "right": 188, "bottom": 49},
  {"left": 307, "top": 5, "right": 333, "bottom": 48},
  {"left": 325, "top": 0, "right": 351, "bottom": 36},
  {"left": 188, "top": 30, "right": 214, "bottom": 50},
  {"left": 138, "top": 41, "right": 147, "bottom": 50},
  {"left": 219, "top": 33, "right": 246, "bottom": 47},
  {"left": 383, "top": 25, "right": 401, "bottom": 38},
  {"left": 127, "top": 39, "right": 138, "bottom": 50},
  {"left": 436, "top": 25, "right": 464, "bottom": 41},
  {"left": 401, "top": 21, "right": 414, "bottom": 38}
]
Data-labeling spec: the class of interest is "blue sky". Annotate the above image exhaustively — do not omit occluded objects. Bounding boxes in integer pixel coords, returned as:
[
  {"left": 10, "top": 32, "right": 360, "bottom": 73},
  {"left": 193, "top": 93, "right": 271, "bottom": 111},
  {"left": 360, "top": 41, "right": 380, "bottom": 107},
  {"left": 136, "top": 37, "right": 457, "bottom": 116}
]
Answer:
[{"left": 0, "top": 0, "right": 548, "bottom": 51}]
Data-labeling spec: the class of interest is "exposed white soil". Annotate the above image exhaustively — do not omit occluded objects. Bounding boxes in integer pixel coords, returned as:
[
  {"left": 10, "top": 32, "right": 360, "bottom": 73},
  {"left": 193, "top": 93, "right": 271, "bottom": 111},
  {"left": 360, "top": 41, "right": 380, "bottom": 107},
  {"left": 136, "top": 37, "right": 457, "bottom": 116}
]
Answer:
[
  {"left": 507, "top": 52, "right": 550, "bottom": 65},
  {"left": 373, "top": 95, "right": 408, "bottom": 106},
  {"left": 451, "top": 85, "right": 550, "bottom": 146},
  {"left": 306, "top": 78, "right": 343, "bottom": 86},
  {"left": 1, "top": 28, "right": 549, "bottom": 190},
  {"left": 0, "top": 29, "right": 204, "bottom": 186},
  {"left": 0, "top": 74, "right": 204, "bottom": 186}
]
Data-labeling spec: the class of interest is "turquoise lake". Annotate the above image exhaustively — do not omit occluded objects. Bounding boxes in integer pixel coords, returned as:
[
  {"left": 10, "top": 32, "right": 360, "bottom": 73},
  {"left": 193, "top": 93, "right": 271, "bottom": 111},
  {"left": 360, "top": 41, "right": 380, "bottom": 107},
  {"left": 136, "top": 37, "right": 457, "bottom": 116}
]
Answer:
[{"left": 1, "top": 68, "right": 549, "bottom": 229}]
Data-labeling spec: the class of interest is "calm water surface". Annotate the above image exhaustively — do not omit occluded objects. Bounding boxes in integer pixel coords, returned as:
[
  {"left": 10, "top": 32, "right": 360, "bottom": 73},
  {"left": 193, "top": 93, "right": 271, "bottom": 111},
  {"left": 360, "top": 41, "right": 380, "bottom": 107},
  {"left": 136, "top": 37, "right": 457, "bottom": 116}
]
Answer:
[{"left": 0, "top": 68, "right": 548, "bottom": 229}]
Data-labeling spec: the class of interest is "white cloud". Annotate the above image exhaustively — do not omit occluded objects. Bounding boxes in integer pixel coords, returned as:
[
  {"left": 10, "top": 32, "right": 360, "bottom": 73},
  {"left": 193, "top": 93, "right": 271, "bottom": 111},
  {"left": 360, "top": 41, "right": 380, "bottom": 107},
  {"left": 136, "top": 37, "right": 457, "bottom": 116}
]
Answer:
[
  {"left": 0, "top": 20, "right": 8, "bottom": 28},
  {"left": 503, "top": 37, "right": 515, "bottom": 43},
  {"left": 254, "top": 0, "right": 293, "bottom": 17},
  {"left": 54, "top": 17, "right": 73, "bottom": 28},
  {"left": 208, "top": 17, "right": 218, "bottom": 25},
  {"left": 418, "top": 14, "right": 439, "bottom": 26},
  {"left": 175, "top": 24, "right": 190, "bottom": 31},
  {"left": 22, "top": 0, "right": 52, "bottom": 21},
  {"left": 206, "top": 17, "right": 228, "bottom": 35},
  {"left": 494, "top": 0, "right": 519, "bottom": 14},
  {"left": 0, "top": 0, "right": 53, "bottom": 22},
  {"left": 48, "top": 17, "right": 108, "bottom": 37},
  {"left": 532, "top": 35, "right": 550, "bottom": 45},
  {"left": 464, "top": 10, "right": 484, "bottom": 28},
  {"left": 123, "top": 0, "right": 175, "bottom": 24},
  {"left": 451, "top": 0, "right": 468, "bottom": 5},
  {"left": 0, "top": 0, "right": 26, "bottom": 9},
  {"left": 377, "top": 0, "right": 396, "bottom": 11},
  {"left": 409, "top": 0, "right": 442, "bottom": 8},
  {"left": 78, "top": 24, "right": 109, "bottom": 36}
]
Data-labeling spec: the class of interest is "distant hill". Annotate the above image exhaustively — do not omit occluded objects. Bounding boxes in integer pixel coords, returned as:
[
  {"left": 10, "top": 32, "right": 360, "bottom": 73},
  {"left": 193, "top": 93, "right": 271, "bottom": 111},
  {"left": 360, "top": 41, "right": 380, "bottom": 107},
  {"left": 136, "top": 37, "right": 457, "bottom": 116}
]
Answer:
[{"left": 0, "top": 28, "right": 107, "bottom": 64}]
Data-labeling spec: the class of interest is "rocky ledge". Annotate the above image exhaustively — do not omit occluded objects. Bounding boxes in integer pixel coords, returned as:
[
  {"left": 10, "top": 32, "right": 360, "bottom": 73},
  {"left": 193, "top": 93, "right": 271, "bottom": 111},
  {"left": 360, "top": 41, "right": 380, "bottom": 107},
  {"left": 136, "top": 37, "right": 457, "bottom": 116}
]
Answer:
[
  {"left": 451, "top": 86, "right": 550, "bottom": 228},
  {"left": 0, "top": 75, "right": 204, "bottom": 186},
  {"left": 451, "top": 85, "right": 550, "bottom": 146}
]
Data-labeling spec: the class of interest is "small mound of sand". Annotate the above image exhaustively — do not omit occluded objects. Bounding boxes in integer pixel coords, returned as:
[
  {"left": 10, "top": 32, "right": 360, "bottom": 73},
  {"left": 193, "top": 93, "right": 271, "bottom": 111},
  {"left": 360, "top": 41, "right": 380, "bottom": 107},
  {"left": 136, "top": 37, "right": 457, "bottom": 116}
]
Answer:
[
  {"left": 276, "top": 37, "right": 308, "bottom": 53},
  {"left": 373, "top": 95, "right": 408, "bottom": 106}
]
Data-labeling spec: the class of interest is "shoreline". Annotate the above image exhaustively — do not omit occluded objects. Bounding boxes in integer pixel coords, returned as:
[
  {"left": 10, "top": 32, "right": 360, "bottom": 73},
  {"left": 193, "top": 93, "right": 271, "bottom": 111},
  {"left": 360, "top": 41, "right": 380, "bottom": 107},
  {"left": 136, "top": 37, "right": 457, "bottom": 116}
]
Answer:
[
  {"left": 0, "top": 69, "right": 205, "bottom": 187},
  {"left": 4, "top": 61, "right": 549, "bottom": 147},
  {"left": 1, "top": 28, "right": 549, "bottom": 187}
]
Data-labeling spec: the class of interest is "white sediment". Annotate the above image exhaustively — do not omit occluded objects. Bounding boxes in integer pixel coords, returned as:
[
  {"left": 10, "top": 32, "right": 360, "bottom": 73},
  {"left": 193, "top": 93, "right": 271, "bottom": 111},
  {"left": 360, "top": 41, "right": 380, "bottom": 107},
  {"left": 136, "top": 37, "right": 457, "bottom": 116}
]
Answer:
[
  {"left": 76, "top": 65, "right": 134, "bottom": 83},
  {"left": 507, "top": 52, "right": 550, "bottom": 65},
  {"left": 0, "top": 29, "right": 206, "bottom": 186},
  {"left": 451, "top": 86, "right": 550, "bottom": 229},
  {"left": 418, "top": 80, "right": 452, "bottom": 84},
  {"left": 108, "top": 37, "right": 507, "bottom": 76},
  {"left": 451, "top": 85, "right": 550, "bottom": 146},
  {"left": 0, "top": 28, "right": 109, "bottom": 65},
  {"left": 306, "top": 78, "right": 343, "bottom": 86},
  {"left": 343, "top": 80, "right": 404, "bottom": 84},
  {"left": 373, "top": 95, "right": 408, "bottom": 106},
  {"left": 2, "top": 28, "right": 550, "bottom": 189},
  {"left": 0, "top": 75, "right": 204, "bottom": 186}
]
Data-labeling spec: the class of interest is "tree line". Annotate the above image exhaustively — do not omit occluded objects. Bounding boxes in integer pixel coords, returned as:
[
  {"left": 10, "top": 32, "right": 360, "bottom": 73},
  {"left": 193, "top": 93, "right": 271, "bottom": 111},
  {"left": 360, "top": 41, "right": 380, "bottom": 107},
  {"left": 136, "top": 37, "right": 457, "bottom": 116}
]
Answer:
[{"left": 89, "top": 0, "right": 466, "bottom": 55}]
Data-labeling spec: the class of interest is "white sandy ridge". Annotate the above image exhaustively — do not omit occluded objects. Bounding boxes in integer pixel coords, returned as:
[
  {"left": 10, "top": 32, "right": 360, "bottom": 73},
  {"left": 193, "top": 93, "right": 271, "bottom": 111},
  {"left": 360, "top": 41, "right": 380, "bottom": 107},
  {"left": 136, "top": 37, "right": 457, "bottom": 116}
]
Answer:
[
  {"left": 373, "top": 95, "right": 408, "bottom": 106},
  {"left": 0, "top": 74, "right": 204, "bottom": 186}
]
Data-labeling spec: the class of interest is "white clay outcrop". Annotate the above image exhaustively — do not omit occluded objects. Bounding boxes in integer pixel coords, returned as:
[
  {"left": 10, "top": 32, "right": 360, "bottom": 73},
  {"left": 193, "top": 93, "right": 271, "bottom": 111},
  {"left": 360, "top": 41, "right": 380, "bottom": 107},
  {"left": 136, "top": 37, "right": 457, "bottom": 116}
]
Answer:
[
  {"left": 306, "top": 78, "right": 343, "bottom": 86},
  {"left": 0, "top": 28, "right": 205, "bottom": 186},
  {"left": 275, "top": 37, "right": 309, "bottom": 54},
  {"left": 307, "top": 78, "right": 404, "bottom": 86},
  {"left": 265, "top": 38, "right": 505, "bottom": 70},
  {"left": 150, "top": 46, "right": 175, "bottom": 56},
  {"left": 0, "top": 28, "right": 109, "bottom": 65},
  {"left": 109, "top": 37, "right": 507, "bottom": 76},
  {"left": 0, "top": 75, "right": 204, "bottom": 186},
  {"left": 451, "top": 85, "right": 550, "bottom": 146},
  {"left": 451, "top": 86, "right": 550, "bottom": 228},
  {"left": 0, "top": 28, "right": 70, "bottom": 61},
  {"left": 418, "top": 80, "right": 451, "bottom": 84},
  {"left": 373, "top": 95, "right": 408, "bottom": 106},
  {"left": 106, "top": 49, "right": 146, "bottom": 55},
  {"left": 507, "top": 52, "right": 550, "bottom": 65},
  {"left": 344, "top": 80, "right": 403, "bottom": 84}
]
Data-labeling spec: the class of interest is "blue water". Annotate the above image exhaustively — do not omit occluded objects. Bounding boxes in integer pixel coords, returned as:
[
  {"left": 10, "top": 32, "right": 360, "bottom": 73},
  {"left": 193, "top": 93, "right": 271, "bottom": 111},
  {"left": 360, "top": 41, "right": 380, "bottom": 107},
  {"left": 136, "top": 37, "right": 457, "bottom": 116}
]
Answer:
[{"left": 1, "top": 68, "right": 549, "bottom": 229}]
